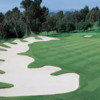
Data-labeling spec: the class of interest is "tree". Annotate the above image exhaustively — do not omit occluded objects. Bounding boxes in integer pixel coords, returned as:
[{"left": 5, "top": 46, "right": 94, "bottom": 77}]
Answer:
[
  {"left": 42, "top": 21, "right": 50, "bottom": 36},
  {"left": 21, "top": 0, "right": 48, "bottom": 35},
  {"left": 80, "top": 6, "right": 89, "bottom": 21},
  {"left": 86, "top": 7, "right": 100, "bottom": 23},
  {"left": 0, "top": 12, "right": 5, "bottom": 39},
  {"left": 58, "top": 20, "right": 67, "bottom": 33},
  {"left": 12, "top": 7, "right": 21, "bottom": 37},
  {"left": 64, "top": 12, "right": 73, "bottom": 23},
  {"left": 97, "top": 19, "right": 100, "bottom": 27},
  {"left": 5, "top": 7, "right": 21, "bottom": 38},
  {"left": 56, "top": 11, "right": 63, "bottom": 20},
  {"left": 21, "top": 0, "right": 33, "bottom": 36},
  {"left": 66, "top": 22, "right": 75, "bottom": 32},
  {"left": 5, "top": 10, "right": 12, "bottom": 24},
  {"left": 77, "top": 20, "right": 92, "bottom": 31}
]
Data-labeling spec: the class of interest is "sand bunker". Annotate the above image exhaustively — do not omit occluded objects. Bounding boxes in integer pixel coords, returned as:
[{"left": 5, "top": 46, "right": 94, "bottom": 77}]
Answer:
[
  {"left": 84, "top": 35, "right": 93, "bottom": 37},
  {"left": 0, "top": 36, "right": 79, "bottom": 97}
]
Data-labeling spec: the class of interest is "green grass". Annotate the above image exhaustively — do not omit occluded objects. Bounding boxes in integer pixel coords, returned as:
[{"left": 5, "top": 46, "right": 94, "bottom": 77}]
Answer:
[
  {"left": 22, "top": 33, "right": 42, "bottom": 40},
  {"left": 20, "top": 34, "right": 42, "bottom": 42},
  {"left": 1, "top": 30, "right": 100, "bottom": 100},
  {"left": 0, "top": 48, "right": 7, "bottom": 51},
  {"left": 0, "top": 43, "right": 10, "bottom": 48},
  {"left": 0, "top": 70, "right": 5, "bottom": 74},
  {"left": 8, "top": 41, "right": 17, "bottom": 44},
  {"left": 0, "top": 82, "right": 14, "bottom": 89},
  {"left": 29, "top": 34, "right": 42, "bottom": 39},
  {"left": 20, "top": 39, "right": 28, "bottom": 42},
  {"left": 0, "top": 39, "right": 17, "bottom": 49},
  {"left": 0, "top": 59, "right": 5, "bottom": 62}
]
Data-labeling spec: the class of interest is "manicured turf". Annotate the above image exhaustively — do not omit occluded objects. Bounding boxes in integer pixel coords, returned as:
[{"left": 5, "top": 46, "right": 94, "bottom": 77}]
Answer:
[
  {"left": 1, "top": 31, "right": 100, "bottom": 100},
  {"left": 0, "top": 43, "right": 10, "bottom": 48},
  {"left": 0, "top": 82, "right": 14, "bottom": 89},
  {"left": 0, "top": 70, "right": 5, "bottom": 74},
  {"left": 20, "top": 39, "right": 28, "bottom": 42},
  {"left": 0, "top": 48, "right": 7, "bottom": 51},
  {"left": 0, "top": 59, "right": 5, "bottom": 62},
  {"left": 8, "top": 41, "right": 17, "bottom": 44}
]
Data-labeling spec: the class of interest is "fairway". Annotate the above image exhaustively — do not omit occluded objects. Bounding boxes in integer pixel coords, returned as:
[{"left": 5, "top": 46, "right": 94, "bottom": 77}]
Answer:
[
  {"left": 23, "top": 33, "right": 100, "bottom": 100},
  {"left": 1, "top": 33, "right": 100, "bottom": 99},
  {"left": 0, "top": 0, "right": 100, "bottom": 99}
]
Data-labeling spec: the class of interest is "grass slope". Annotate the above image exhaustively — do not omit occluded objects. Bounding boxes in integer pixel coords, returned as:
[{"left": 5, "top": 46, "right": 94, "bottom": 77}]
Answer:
[{"left": 1, "top": 31, "right": 100, "bottom": 100}]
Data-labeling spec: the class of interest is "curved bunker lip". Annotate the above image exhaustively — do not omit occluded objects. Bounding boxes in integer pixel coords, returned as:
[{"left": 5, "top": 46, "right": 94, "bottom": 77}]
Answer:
[
  {"left": 0, "top": 36, "right": 79, "bottom": 97},
  {"left": 84, "top": 35, "right": 93, "bottom": 37}
]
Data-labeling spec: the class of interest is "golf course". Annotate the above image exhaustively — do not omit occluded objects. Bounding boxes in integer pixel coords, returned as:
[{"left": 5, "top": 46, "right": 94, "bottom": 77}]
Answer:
[
  {"left": 0, "top": 0, "right": 100, "bottom": 99},
  {"left": 0, "top": 28, "right": 100, "bottom": 99}
]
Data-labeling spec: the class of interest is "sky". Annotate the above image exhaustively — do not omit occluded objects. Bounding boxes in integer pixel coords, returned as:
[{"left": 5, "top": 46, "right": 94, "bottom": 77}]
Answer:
[{"left": 0, "top": 0, "right": 100, "bottom": 13}]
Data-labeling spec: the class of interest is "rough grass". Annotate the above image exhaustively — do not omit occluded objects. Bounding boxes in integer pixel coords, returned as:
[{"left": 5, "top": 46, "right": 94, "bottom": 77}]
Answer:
[
  {"left": 1, "top": 30, "right": 100, "bottom": 100},
  {"left": 0, "top": 82, "right": 14, "bottom": 89}
]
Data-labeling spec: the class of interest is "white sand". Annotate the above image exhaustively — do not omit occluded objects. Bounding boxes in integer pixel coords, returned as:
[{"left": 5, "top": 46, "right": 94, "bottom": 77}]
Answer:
[
  {"left": 0, "top": 36, "right": 79, "bottom": 97},
  {"left": 84, "top": 35, "right": 93, "bottom": 37}
]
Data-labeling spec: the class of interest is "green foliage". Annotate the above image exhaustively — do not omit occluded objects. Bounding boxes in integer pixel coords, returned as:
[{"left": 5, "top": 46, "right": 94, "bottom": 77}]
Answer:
[
  {"left": 4, "top": 23, "right": 24, "bottom": 38},
  {"left": 0, "top": 4, "right": 100, "bottom": 38},
  {"left": 58, "top": 21, "right": 75, "bottom": 33},
  {"left": 21, "top": 0, "right": 48, "bottom": 35},
  {"left": 58, "top": 20, "right": 67, "bottom": 33},
  {"left": 77, "top": 20, "right": 93, "bottom": 31},
  {"left": 66, "top": 22, "right": 75, "bottom": 32},
  {"left": 97, "top": 19, "right": 100, "bottom": 27},
  {"left": 86, "top": 7, "right": 100, "bottom": 23},
  {"left": 80, "top": 6, "right": 89, "bottom": 20}
]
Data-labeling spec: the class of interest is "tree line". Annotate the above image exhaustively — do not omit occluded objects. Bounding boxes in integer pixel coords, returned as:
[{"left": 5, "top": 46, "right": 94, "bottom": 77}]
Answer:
[
  {"left": 0, "top": 0, "right": 100, "bottom": 39},
  {"left": 45, "top": 6, "right": 100, "bottom": 34},
  {"left": 0, "top": 0, "right": 48, "bottom": 39}
]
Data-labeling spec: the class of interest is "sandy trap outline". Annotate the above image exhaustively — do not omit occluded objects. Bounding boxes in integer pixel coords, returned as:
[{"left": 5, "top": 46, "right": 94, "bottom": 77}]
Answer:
[{"left": 0, "top": 36, "right": 79, "bottom": 97}]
